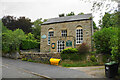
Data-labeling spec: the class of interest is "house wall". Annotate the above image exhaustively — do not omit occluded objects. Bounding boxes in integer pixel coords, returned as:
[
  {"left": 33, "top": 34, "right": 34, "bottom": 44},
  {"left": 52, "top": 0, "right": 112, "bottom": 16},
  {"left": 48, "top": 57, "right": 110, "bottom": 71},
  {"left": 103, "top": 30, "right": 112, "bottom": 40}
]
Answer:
[{"left": 40, "top": 20, "right": 92, "bottom": 53}]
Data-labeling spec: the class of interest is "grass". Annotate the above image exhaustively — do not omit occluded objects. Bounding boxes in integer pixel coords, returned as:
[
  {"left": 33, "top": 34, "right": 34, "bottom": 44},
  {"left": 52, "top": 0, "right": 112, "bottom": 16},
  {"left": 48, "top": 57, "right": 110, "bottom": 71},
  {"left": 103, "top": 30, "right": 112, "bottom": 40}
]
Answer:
[{"left": 60, "top": 60, "right": 104, "bottom": 67}]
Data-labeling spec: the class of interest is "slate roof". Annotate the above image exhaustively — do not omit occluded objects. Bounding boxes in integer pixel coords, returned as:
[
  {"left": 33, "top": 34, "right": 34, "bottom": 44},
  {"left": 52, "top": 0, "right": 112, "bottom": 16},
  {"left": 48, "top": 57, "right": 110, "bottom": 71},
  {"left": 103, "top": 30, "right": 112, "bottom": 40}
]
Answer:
[{"left": 42, "top": 14, "right": 92, "bottom": 25}]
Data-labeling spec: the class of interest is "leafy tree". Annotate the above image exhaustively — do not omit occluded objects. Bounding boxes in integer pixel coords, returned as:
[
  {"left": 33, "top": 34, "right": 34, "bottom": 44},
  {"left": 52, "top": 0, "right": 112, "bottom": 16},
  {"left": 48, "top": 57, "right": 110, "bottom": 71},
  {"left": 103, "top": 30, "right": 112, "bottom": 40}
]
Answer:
[
  {"left": 2, "top": 28, "right": 26, "bottom": 53},
  {"left": 2, "top": 16, "right": 17, "bottom": 30},
  {"left": 26, "top": 33, "right": 35, "bottom": 40},
  {"left": 2, "top": 16, "right": 32, "bottom": 33},
  {"left": 32, "top": 18, "right": 43, "bottom": 41},
  {"left": 109, "top": 28, "right": 120, "bottom": 62},
  {"left": 93, "top": 27, "right": 117, "bottom": 54},
  {"left": 93, "top": 21, "right": 99, "bottom": 30},
  {"left": 100, "top": 11, "right": 119, "bottom": 29},
  {"left": 66, "top": 12, "right": 75, "bottom": 16},
  {"left": 59, "top": 13, "right": 65, "bottom": 17},
  {"left": 78, "top": 12, "right": 84, "bottom": 15}
]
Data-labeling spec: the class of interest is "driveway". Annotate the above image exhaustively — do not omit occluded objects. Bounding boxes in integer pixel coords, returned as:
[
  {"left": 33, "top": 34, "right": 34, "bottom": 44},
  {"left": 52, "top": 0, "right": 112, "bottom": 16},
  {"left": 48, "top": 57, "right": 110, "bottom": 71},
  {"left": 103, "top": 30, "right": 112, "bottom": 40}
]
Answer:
[
  {"left": 69, "top": 66, "right": 105, "bottom": 78},
  {"left": 2, "top": 57, "right": 92, "bottom": 79}
]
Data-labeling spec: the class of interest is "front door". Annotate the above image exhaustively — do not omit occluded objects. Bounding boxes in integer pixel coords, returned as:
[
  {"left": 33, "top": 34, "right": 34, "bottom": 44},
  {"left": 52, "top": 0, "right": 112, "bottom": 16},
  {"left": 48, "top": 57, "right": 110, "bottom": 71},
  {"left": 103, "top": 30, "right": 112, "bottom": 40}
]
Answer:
[{"left": 57, "top": 40, "right": 65, "bottom": 52}]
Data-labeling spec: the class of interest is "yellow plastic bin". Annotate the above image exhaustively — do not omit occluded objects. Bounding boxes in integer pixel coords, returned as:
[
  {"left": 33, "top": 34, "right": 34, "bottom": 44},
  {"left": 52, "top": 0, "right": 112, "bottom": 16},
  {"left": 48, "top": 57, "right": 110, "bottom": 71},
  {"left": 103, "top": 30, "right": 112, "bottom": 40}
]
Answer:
[{"left": 50, "top": 58, "right": 61, "bottom": 66}]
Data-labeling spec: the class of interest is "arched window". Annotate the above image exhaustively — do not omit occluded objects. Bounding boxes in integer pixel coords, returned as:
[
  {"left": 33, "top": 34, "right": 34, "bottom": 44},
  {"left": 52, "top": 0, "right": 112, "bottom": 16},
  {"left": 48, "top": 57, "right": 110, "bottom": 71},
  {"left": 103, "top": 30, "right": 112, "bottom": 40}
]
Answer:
[
  {"left": 48, "top": 28, "right": 54, "bottom": 45},
  {"left": 76, "top": 26, "right": 83, "bottom": 44}
]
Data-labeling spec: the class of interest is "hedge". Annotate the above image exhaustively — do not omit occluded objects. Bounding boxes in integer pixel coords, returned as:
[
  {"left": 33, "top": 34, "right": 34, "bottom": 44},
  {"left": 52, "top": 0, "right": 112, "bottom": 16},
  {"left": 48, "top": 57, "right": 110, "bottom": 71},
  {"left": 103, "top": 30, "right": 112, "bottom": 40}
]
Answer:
[{"left": 21, "top": 40, "right": 40, "bottom": 50}]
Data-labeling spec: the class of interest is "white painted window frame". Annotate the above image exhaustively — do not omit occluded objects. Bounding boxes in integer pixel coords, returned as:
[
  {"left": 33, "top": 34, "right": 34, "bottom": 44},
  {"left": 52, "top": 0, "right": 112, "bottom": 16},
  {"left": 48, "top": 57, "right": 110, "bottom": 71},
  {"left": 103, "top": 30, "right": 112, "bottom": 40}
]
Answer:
[
  {"left": 61, "top": 30, "right": 67, "bottom": 37},
  {"left": 76, "top": 29, "right": 83, "bottom": 44}
]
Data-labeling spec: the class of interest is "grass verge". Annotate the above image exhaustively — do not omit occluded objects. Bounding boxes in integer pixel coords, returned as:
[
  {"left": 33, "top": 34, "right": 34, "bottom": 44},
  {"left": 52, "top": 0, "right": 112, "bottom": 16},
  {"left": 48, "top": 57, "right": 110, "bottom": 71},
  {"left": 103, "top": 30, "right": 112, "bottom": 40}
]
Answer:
[{"left": 60, "top": 60, "right": 104, "bottom": 67}]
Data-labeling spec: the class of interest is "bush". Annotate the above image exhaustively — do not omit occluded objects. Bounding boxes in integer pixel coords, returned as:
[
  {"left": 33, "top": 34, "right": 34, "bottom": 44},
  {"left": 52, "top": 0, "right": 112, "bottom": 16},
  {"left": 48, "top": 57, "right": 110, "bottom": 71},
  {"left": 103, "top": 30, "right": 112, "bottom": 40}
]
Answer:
[
  {"left": 21, "top": 40, "right": 40, "bottom": 50},
  {"left": 2, "top": 28, "right": 26, "bottom": 53},
  {"left": 61, "top": 48, "right": 78, "bottom": 54},
  {"left": 77, "top": 43, "right": 89, "bottom": 54},
  {"left": 21, "top": 58, "right": 27, "bottom": 61},
  {"left": 90, "top": 55, "right": 97, "bottom": 62},
  {"left": 60, "top": 48, "right": 78, "bottom": 61}
]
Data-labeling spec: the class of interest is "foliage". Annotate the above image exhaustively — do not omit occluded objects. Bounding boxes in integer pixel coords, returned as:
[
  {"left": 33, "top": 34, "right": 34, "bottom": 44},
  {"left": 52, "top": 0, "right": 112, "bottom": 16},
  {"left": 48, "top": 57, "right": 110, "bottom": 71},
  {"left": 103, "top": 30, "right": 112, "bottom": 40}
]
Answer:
[
  {"left": 66, "top": 12, "right": 75, "bottom": 16},
  {"left": 102, "top": 54, "right": 111, "bottom": 63},
  {"left": 22, "top": 58, "right": 27, "bottom": 61},
  {"left": 21, "top": 40, "right": 40, "bottom": 50},
  {"left": 61, "top": 48, "right": 78, "bottom": 54},
  {"left": 32, "top": 18, "right": 43, "bottom": 41},
  {"left": 109, "top": 28, "right": 120, "bottom": 62},
  {"left": 2, "top": 16, "right": 32, "bottom": 33},
  {"left": 78, "top": 12, "right": 84, "bottom": 15},
  {"left": 26, "top": 33, "right": 35, "bottom": 40},
  {"left": 2, "top": 28, "right": 26, "bottom": 53},
  {"left": 90, "top": 55, "right": 97, "bottom": 62},
  {"left": 59, "top": 13, "right": 65, "bottom": 17},
  {"left": 100, "top": 12, "right": 119, "bottom": 29},
  {"left": 93, "top": 21, "right": 99, "bottom": 30},
  {"left": 60, "top": 48, "right": 78, "bottom": 60},
  {"left": 77, "top": 43, "right": 89, "bottom": 54},
  {"left": 93, "top": 27, "right": 117, "bottom": 54}
]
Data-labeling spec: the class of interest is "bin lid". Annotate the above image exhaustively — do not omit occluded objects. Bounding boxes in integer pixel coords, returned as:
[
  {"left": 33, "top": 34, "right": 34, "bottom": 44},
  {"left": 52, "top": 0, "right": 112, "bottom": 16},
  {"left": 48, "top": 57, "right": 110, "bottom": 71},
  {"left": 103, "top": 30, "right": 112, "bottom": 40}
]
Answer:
[{"left": 105, "top": 61, "right": 116, "bottom": 65}]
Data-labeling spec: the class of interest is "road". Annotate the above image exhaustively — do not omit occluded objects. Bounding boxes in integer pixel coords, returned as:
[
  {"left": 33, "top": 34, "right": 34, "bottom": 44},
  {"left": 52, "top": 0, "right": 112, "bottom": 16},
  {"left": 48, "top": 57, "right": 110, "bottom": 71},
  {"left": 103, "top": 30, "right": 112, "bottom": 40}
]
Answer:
[{"left": 2, "top": 57, "right": 92, "bottom": 79}]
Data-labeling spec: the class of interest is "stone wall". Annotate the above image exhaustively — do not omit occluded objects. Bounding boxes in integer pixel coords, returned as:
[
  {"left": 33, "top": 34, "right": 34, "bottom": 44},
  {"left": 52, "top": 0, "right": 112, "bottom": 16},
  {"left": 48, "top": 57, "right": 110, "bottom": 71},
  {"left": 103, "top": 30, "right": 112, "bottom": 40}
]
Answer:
[
  {"left": 41, "top": 20, "right": 92, "bottom": 53},
  {"left": 2, "top": 52, "right": 21, "bottom": 59},
  {"left": 20, "top": 51, "right": 61, "bottom": 62}
]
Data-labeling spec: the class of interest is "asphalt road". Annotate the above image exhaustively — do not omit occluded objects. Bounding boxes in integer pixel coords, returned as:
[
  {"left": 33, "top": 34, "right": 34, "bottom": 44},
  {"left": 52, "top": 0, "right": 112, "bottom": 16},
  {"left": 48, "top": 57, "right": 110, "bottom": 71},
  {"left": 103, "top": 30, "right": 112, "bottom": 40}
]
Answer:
[{"left": 2, "top": 57, "right": 92, "bottom": 79}]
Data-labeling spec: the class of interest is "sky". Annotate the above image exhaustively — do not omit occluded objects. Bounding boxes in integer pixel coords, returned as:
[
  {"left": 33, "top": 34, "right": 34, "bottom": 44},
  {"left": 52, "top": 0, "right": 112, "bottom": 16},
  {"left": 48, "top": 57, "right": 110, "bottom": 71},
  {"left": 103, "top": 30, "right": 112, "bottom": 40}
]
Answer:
[{"left": 0, "top": 0, "right": 118, "bottom": 26}]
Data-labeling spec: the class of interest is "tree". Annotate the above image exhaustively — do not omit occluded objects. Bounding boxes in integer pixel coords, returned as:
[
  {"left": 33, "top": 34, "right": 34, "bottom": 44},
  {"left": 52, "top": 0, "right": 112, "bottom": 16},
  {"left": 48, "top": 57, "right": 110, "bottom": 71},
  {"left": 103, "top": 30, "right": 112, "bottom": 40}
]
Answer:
[
  {"left": 2, "top": 16, "right": 32, "bottom": 33},
  {"left": 2, "top": 28, "right": 26, "bottom": 53},
  {"left": 78, "top": 12, "right": 84, "bottom": 15},
  {"left": 100, "top": 11, "right": 119, "bottom": 28},
  {"left": 93, "top": 21, "right": 99, "bottom": 30},
  {"left": 16, "top": 17, "right": 32, "bottom": 33},
  {"left": 2, "top": 16, "right": 17, "bottom": 30},
  {"left": 59, "top": 13, "right": 65, "bottom": 17},
  {"left": 66, "top": 12, "right": 75, "bottom": 16},
  {"left": 109, "top": 28, "right": 120, "bottom": 63},
  {"left": 32, "top": 18, "right": 43, "bottom": 41},
  {"left": 93, "top": 27, "right": 117, "bottom": 54}
]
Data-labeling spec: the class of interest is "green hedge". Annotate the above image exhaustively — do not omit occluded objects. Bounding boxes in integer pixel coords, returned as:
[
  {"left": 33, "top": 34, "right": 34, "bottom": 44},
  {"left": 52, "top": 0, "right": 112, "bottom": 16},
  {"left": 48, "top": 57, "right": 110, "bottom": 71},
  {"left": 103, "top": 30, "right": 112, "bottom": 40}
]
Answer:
[
  {"left": 61, "top": 48, "right": 79, "bottom": 60},
  {"left": 21, "top": 40, "right": 40, "bottom": 50}
]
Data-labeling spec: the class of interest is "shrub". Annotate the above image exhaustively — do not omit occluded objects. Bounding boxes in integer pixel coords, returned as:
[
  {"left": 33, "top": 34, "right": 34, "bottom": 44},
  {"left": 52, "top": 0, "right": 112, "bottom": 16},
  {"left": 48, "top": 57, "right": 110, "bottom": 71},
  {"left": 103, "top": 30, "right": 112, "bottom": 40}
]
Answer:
[
  {"left": 77, "top": 43, "right": 89, "bottom": 54},
  {"left": 61, "top": 48, "right": 78, "bottom": 54},
  {"left": 60, "top": 48, "right": 78, "bottom": 60},
  {"left": 21, "top": 58, "right": 27, "bottom": 61},
  {"left": 2, "top": 28, "right": 26, "bottom": 53},
  {"left": 90, "top": 55, "right": 97, "bottom": 62}
]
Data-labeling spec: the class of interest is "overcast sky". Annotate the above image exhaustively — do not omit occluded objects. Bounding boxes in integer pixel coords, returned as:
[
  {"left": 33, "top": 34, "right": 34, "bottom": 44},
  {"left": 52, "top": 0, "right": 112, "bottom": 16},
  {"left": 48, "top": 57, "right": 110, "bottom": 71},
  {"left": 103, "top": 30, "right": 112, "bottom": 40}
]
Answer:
[{"left": 0, "top": 0, "right": 118, "bottom": 26}]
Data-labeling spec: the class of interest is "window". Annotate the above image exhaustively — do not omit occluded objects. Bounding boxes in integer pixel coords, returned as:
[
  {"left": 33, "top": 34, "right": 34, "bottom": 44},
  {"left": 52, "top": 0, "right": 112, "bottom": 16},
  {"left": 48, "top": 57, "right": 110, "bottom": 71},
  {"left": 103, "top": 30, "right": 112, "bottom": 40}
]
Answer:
[
  {"left": 61, "top": 30, "right": 67, "bottom": 37},
  {"left": 48, "top": 31, "right": 54, "bottom": 45},
  {"left": 57, "top": 41, "right": 65, "bottom": 52},
  {"left": 76, "top": 29, "right": 83, "bottom": 44}
]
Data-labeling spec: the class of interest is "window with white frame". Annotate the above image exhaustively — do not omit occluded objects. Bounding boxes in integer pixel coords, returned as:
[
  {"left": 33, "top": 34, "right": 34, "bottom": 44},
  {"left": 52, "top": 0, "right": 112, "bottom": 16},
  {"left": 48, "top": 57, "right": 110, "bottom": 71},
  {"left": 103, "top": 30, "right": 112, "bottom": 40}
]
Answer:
[
  {"left": 57, "top": 40, "right": 65, "bottom": 52},
  {"left": 48, "top": 31, "right": 54, "bottom": 45},
  {"left": 61, "top": 30, "right": 67, "bottom": 37},
  {"left": 76, "top": 29, "right": 83, "bottom": 44}
]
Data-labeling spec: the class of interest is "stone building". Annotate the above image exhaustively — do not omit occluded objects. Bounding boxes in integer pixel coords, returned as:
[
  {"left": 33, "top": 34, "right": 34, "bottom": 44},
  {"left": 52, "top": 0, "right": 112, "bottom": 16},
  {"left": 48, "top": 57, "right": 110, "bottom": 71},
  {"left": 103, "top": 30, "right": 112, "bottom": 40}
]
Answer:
[{"left": 40, "top": 14, "right": 93, "bottom": 53}]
